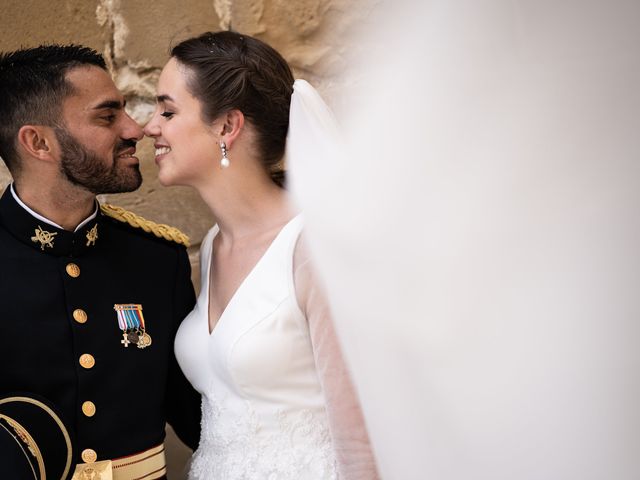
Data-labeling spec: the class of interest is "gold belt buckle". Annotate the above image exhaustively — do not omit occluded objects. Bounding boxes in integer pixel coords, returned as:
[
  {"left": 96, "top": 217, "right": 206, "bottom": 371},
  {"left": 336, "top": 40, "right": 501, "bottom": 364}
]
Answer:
[{"left": 71, "top": 460, "right": 113, "bottom": 480}]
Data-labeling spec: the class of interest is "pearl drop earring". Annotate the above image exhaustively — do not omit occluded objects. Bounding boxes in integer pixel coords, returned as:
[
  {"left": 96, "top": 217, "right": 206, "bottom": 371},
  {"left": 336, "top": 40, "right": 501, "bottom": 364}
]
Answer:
[{"left": 220, "top": 142, "right": 230, "bottom": 168}]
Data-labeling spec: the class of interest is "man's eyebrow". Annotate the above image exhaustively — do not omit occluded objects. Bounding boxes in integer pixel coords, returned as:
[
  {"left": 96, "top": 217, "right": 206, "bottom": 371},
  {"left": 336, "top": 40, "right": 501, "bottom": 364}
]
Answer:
[
  {"left": 93, "top": 99, "right": 125, "bottom": 110},
  {"left": 156, "top": 94, "right": 174, "bottom": 103}
]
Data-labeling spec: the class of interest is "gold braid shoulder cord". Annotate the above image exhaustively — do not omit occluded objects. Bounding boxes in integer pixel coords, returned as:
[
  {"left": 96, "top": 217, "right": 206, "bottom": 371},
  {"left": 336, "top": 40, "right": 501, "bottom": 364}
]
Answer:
[{"left": 100, "top": 204, "right": 190, "bottom": 247}]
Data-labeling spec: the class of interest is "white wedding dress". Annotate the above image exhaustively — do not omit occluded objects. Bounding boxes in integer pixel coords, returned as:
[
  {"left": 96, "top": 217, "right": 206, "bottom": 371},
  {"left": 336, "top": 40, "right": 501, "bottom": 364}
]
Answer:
[{"left": 175, "top": 215, "right": 339, "bottom": 480}]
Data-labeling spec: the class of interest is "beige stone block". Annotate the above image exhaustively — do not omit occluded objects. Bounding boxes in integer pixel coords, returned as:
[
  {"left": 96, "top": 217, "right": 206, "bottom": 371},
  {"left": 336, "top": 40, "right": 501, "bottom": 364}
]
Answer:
[
  {"left": 236, "top": 0, "right": 365, "bottom": 86},
  {"left": 0, "top": 0, "right": 105, "bottom": 52},
  {"left": 114, "top": 0, "right": 223, "bottom": 68}
]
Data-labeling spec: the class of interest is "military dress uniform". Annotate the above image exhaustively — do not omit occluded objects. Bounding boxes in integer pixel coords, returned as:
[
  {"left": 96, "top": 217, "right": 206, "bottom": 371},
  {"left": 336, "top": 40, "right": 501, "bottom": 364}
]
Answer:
[{"left": 0, "top": 186, "right": 201, "bottom": 479}]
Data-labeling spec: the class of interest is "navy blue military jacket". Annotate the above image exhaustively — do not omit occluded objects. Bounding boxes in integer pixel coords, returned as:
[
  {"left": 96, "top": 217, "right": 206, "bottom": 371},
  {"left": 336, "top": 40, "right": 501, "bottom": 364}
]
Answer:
[{"left": 0, "top": 187, "right": 201, "bottom": 469}]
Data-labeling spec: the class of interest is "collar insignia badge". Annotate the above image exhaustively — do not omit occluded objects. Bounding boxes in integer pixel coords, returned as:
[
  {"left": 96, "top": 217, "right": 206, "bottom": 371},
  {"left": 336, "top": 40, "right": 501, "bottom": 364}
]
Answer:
[
  {"left": 31, "top": 225, "right": 57, "bottom": 250},
  {"left": 86, "top": 224, "right": 98, "bottom": 247}
]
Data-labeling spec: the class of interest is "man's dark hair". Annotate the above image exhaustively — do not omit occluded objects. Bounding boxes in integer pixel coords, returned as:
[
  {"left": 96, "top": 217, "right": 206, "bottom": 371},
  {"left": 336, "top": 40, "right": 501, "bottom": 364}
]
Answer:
[{"left": 0, "top": 44, "right": 107, "bottom": 173}]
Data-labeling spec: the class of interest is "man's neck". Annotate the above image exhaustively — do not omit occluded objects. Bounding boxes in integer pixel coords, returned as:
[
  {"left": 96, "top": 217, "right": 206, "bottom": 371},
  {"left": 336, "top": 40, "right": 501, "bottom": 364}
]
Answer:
[{"left": 12, "top": 182, "right": 97, "bottom": 232}]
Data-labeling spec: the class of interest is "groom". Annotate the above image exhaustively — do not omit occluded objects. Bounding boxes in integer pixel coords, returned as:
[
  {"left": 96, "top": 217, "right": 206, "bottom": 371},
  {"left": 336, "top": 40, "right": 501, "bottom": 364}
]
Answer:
[{"left": 0, "top": 44, "right": 200, "bottom": 479}]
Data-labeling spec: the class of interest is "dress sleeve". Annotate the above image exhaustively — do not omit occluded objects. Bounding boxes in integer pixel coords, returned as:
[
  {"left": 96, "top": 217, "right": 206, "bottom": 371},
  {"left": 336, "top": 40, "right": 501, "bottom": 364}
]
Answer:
[{"left": 294, "top": 236, "right": 380, "bottom": 480}]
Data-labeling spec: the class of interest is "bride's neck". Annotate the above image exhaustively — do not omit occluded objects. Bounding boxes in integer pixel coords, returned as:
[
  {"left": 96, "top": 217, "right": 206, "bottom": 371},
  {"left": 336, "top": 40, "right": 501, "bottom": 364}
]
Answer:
[{"left": 199, "top": 176, "right": 293, "bottom": 242}]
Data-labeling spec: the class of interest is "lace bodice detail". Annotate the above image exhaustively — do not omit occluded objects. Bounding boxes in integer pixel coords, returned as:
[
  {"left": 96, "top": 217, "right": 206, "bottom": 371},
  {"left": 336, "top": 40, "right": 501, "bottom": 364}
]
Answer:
[
  {"left": 190, "top": 393, "right": 337, "bottom": 480},
  {"left": 175, "top": 216, "right": 339, "bottom": 479}
]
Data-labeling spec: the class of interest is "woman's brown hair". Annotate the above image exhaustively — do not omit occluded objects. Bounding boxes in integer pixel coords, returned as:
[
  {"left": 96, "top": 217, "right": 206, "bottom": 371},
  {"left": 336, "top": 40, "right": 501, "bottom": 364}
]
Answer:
[{"left": 171, "top": 31, "right": 294, "bottom": 187}]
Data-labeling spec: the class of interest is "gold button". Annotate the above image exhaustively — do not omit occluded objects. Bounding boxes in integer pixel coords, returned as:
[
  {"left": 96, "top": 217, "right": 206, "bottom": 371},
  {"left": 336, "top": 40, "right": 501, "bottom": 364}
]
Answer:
[
  {"left": 73, "top": 309, "right": 88, "bottom": 324},
  {"left": 81, "top": 448, "right": 97, "bottom": 463},
  {"left": 79, "top": 354, "right": 95, "bottom": 369},
  {"left": 82, "top": 401, "right": 96, "bottom": 417},
  {"left": 66, "top": 263, "right": 80, "bottom": 278}
]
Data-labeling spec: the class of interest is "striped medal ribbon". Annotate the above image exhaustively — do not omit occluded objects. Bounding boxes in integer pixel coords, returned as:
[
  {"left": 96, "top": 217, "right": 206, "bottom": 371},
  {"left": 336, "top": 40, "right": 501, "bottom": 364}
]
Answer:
[{"left": 113, "top": 304, "right": 152, "bottom": 349}]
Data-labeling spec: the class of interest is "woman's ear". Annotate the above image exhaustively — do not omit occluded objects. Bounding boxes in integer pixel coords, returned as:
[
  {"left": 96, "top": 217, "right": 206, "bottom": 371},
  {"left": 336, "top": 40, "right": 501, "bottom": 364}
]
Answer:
[
  {"left": 16, "top": 125, "right": 58, "bottom": 163},
  {"left": 219, "top": 109, "right": 245, "bottom": 150}
]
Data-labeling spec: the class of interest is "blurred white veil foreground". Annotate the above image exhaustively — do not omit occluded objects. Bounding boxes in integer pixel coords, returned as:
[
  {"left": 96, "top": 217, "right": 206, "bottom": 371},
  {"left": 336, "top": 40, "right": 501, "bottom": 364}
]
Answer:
[{"left": 287, "top": 1, "right": 640, "bottom": 479}]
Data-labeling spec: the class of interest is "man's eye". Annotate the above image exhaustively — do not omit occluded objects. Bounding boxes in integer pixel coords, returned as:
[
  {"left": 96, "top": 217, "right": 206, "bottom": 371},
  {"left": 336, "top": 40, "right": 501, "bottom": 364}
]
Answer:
[
  {"left": 161, "top": 111, "right": 175, "bottom": 119},
  {"left": 102, "top": 114, "right": 116, "bottom": 122}
]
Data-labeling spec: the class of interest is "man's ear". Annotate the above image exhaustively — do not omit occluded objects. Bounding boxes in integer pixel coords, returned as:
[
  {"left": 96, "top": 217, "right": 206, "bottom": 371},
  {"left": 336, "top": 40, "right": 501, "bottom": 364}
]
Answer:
[
  {"left": 218, "top": 109, "right": 245, "bottom": 150},
  {"left": 16, "top": 125, "right": 58, "bottom": 163}
]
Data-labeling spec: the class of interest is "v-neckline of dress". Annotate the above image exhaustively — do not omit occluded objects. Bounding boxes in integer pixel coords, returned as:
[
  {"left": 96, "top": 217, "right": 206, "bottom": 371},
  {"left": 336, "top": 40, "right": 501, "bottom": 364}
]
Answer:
[{"left": 205, "top": 215, "right": 301, "bottom": 337}]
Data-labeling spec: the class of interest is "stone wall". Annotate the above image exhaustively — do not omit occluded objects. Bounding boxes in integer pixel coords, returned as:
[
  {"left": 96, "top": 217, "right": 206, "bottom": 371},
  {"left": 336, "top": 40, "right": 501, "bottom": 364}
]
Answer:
[{"left": 0, "top": 0, "right": 368, "bottom": 476}]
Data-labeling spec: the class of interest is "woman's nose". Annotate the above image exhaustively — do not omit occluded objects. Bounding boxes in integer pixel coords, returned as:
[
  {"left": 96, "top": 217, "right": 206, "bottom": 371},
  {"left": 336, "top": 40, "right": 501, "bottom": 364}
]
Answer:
[{"left": 143, "top": 117, "right": 159, "bottom": 137}]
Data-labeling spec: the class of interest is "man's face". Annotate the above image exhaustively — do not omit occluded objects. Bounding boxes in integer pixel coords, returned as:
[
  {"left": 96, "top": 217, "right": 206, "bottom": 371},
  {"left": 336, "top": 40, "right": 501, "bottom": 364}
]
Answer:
[{"left": 57, "top": 66, "right": 143, "bottom": 194}]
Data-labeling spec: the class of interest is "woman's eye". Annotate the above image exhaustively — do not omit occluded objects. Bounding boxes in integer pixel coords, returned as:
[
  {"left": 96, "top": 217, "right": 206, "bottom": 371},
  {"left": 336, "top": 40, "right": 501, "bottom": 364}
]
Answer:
[{"left": 161, "top": 111, "right": 175, "bottom": 119}]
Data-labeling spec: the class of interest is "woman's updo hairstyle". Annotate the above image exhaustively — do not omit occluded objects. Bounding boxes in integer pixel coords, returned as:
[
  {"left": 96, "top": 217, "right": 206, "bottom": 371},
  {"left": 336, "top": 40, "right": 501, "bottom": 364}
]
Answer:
[{"left": 171, "top": 31, "right": 294, "bottom": 188}]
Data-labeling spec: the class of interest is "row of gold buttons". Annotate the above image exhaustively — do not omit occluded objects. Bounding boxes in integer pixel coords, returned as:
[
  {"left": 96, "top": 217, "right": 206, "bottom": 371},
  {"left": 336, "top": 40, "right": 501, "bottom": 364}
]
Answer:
[{"left": 67, "top": 262, "right": 99, "bottom": 463}]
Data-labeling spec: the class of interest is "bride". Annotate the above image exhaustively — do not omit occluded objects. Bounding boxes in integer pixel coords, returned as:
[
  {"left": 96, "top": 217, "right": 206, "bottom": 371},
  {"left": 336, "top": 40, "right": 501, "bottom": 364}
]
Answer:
[{"left": 144, "top": 31, "right": 378, "bottom": 479}]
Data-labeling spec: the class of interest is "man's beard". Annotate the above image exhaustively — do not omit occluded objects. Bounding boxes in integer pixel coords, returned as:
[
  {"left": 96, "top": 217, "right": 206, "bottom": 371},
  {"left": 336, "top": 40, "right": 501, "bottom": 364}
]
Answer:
[{"left": 55, "top": 127, "right": 143, "bottom": 194}]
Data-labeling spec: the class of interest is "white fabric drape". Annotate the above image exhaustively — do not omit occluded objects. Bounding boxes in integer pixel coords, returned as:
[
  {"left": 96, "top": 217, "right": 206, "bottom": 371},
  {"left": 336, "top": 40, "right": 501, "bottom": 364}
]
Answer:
[{"left": 287, "top": 2, "right": 640, "bottom": 478}]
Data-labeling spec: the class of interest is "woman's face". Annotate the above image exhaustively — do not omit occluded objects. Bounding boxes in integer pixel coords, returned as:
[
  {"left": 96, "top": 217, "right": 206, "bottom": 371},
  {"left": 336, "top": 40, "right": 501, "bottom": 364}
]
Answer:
[{"left": 144, "top": 58, "right": 219, "bottom": 187}]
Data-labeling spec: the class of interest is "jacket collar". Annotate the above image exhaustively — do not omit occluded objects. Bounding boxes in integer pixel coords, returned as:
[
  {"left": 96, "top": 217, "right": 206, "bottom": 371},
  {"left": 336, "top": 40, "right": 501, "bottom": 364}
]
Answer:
[{"left": 0, "top": 187, "right": 101, "bottom": 257}]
